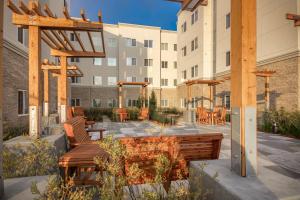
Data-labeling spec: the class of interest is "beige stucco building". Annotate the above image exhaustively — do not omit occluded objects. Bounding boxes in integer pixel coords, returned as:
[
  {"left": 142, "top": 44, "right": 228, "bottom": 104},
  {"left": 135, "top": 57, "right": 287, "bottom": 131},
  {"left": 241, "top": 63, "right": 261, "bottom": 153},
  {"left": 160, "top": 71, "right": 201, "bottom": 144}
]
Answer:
[
  {"left": 177, "top": 0, "right": 300, "bottom": 113},
  {"left": 71, "top": 23, "right": 178, "bottom": 108}
]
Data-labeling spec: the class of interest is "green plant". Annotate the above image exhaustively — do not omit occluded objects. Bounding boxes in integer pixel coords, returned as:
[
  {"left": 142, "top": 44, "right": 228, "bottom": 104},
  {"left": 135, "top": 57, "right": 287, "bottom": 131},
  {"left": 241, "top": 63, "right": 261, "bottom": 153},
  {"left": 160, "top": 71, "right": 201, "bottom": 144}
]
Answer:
[
  {"left": 149, "top": 91, "right": 157, "bottom": 120},
  {"left": 31, "top": 175, "right": 96, "bottom": 200},
  {"left": 3, "top": 125, "right": 29, "bottom": 141},
  {"left": 152, "top": 112, "right": 172, "bottom": 125},
  {"left": 158, "top": 107, "right": 183, "bottom": 116},
  {"left": 84, "top": 108, "right": 113, "bottom": 122},
  {"left": 3, "top": 139, "right": 59, "bottom": 178},
  {"left": 261, "top": 108, "right": 300, "bottom": 138}
]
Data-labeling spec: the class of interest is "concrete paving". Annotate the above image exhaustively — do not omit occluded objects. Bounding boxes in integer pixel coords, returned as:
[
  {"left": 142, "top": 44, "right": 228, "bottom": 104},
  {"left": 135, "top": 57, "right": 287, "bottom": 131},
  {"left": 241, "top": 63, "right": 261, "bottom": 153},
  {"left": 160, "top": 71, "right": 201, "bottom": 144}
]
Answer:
[{"left": 3, "top": 176, "right": 48, "bottom": 200}]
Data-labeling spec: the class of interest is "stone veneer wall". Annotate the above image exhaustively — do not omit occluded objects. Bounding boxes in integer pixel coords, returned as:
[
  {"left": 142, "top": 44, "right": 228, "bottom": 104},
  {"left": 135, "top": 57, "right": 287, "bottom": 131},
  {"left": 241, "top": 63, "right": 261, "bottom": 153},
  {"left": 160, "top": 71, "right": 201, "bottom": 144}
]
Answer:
[{"left": 215, "top": 56, "right": 300, "bottom": 112}]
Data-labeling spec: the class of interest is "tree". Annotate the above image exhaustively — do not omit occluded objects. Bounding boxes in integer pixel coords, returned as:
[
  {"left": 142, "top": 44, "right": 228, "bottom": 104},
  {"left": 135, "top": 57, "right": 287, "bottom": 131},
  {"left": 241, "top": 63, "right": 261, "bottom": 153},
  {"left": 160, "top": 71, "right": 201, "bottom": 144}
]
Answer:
[{"left": 149, "top": 91, "right": 157, "bottom": 119}]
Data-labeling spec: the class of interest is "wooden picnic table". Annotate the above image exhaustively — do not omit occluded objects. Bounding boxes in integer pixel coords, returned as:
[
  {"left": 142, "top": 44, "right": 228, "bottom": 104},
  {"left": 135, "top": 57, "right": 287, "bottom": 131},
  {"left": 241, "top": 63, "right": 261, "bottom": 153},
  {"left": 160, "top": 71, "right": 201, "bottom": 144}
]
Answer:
[{"left": 59, "top": 144, "right": 109, "bottom": 185}]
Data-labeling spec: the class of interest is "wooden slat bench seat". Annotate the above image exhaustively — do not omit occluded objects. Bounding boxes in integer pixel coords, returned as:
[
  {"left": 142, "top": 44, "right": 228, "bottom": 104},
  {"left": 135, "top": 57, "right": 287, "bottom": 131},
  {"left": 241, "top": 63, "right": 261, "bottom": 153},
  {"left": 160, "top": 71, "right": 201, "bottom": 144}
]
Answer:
[
  {"left": 59, "top": 144, "right": 109, "bottom": 185},
  {"left": 59, "top": 133, "right": 223, "bottom": 189},
  {"left": 67, "top": 106, "right": 96, "bottom": 128},
  {"left": 64, "top": 116, "right": 105, "bottom": 148}
]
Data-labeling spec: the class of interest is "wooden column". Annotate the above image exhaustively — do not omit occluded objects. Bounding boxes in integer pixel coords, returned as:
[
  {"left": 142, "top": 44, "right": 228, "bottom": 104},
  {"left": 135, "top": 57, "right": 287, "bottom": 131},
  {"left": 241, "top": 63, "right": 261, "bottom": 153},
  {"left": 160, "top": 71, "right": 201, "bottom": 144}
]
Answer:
[
  {"left": 0, "top": 0, "right": 4, "bottom": 196},
  {"left": 209, "top": 85, "right": 213, "bottom": 110},
  {"left": 28, "top": 25, "right": 42, "bottom": 138},
  {"left": 187, "top": 85, "right": 191, "bottom": 110},
  {"left": 142, "top": 86, "right": 146, "bottom": 108},
  {"left": 265, "top": 76, "right": 270, "bottom": 110},
  {"left": 57, "top": 75, "right": 61, "bottom": 119},
  {"left": 118, "top": 85, "right": 122, "bottom": 108},
  {"left": 43, "top": 69, "right": 49, "bottom": 117},
  {"left": 231, "top": 0, "right": 257, "bottom": 177},
  {"left": 60, "top": 56, "right": 67, "bottom": 123}
]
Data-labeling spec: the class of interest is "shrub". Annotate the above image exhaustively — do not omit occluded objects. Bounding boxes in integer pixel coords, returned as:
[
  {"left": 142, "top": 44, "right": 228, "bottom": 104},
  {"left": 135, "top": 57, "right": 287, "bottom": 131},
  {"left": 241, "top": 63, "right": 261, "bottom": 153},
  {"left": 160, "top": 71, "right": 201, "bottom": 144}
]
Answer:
[
  {"left": 149, "top": 91, "right": 157, "bottom": 120},
  {"left": 152, "top": 112, "right": 172, "bottom": 125},
  {"left": 112, "top": 107, "right": 141, "bottom": 121},
  {"left": 261, "top": 108, "right": 300, "bottom": 138},
  {"left": 158, "top": 107, "right": 183, "bottom": 116},
  {"left": 3, "top": 139, "right": 59, "bottom": 178},
  {"left": 84, "top": 108, "right": 113, "bottom": 122},
  {"left": 3, "top": 125, "right": 29, "bottom": 141}
]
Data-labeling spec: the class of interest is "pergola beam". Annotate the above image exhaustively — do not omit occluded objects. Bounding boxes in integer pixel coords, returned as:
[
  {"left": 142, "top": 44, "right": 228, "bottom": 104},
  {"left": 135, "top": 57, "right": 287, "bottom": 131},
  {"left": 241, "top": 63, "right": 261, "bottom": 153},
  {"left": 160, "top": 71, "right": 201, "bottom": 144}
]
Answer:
[
  {"left": 286, "top": 13, "right": 300, "bottom": 26},
  {"left": 81, "top": 9, "right": 96, "bottom": 52},
  {"left": 51, "top": 49, "right": 105, "bottom": 57}
]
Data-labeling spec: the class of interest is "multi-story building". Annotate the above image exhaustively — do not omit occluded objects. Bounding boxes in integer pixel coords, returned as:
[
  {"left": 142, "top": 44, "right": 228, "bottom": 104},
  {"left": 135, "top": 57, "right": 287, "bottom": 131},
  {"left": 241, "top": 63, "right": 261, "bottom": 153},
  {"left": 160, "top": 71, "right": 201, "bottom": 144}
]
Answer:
[
  {"left": 70, "top": 23, "right": 178, "bottom": 108},
  {"left": 2, "top": 0, "right": 65, "bottom": 130},
  {"left": 177, "top": 0, "right": 300, "bottom": 113}
]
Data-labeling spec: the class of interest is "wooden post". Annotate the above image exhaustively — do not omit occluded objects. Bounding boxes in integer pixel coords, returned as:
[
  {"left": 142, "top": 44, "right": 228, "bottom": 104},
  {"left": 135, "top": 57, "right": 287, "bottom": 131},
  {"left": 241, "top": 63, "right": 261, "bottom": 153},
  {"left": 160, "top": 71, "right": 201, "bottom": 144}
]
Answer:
[
  {"left": 118, "top": 85, "right": 122, "bottom": 108},
  {"left": 142, "top": 86, "right": 146, "bottom": 108},
  {"left": 265, "top": 76, "right": 270, "bottom": 110},
  {"left": 28, "top": 25, "right": 42, "bottom": 138},
  {"left": 209, "top": 85, "right": 213, "bottom": 110},
  {"left": 60, "top": 56, "right": 67, "bottom": 123},
  {"left": 43, "top": 69, "right": 49, "bottom": 117},
  {"left": 231, "top": 0, "right": 257, "bottom": 177},
  {"left": 57, "top": 75, "right": 61, "bottom": 119},
  {"left": 0, "top": 0, "right": 4, "bottom": 196}
]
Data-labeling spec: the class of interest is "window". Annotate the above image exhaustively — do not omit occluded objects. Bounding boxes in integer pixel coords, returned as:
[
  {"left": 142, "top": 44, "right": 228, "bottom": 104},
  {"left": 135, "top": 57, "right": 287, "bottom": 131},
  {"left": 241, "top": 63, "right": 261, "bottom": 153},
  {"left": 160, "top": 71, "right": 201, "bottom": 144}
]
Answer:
[
  {"left": 108, "top": 38, "right": 117, "bottom": 47},
  {"left": 93, "top": 58, "right": 102, "bottom": 66},
  {"left": 161, "top": 43, "right": 168, "bottom": 51},
  {"left": 144, "top": 40, "right": 153, "bottom": 48},
  {"left": 71, "top": 77, "right": 81, "bottom": 84},
  {"left": 108, "top": 99, "right": 117, "bottom": 108},
  {"left": 191, "top": 37, "right": 198, "bottom": 51},
  {"left": 226, "top": 51, "right": 231, "bottom": 66},
  {"left": 18, "top": 90, "right": 28, "bottom": 115},
  {"left": 182, "top": 70, "right": 187, "bottom": 80},
  {"left": 161, "top": 61, "right": 168, "bottom": 68},
  {"left": 191, "top": 98, "right": 197, "bottom": 108},
  {"left": 181, "top": 21, "right": 187, "bottom": 32},
  {"left": 70, "top": 57, "right": 80, "bottom": 63},
  {"left": 127, "top": 99, "right": 138, "bottom": 107},
  {"left": 92, "top": 99, "right": 101, "bottom": 107},
  {"left": 182, "top": 46, "right": 187, "bottom": 57},
  {"left": 174, "top": 44, "right": 177, "bottom": 51},
  {"left": 161, "top": 79, "right": 168, "bottom": 86},
  {"left": 18, "top": 27, "right": 24, "bottom": 44},
  {"left": 174, "top": 61, "right": 177, "bottom": 69},
  {"left": 191, "top": 9, "right": 198, "bottom": 25},
  {"left": 108, "top": 77, "right": 117, "bottom": 86},
  {"left": 144, "top": 59, "right": 153, "bottom": 67},
  {"left": 126, "top": 38, "right": 136, "bottom": 47},
  {"left": 93, "top": 76, "right": 102, "bottom": 85},
  {"left": 174, "top": 79, "right": 177, "bottom": 86},
  {"left": 161, "top": 99, "right": 169, "bottom": 107},
  {"left": 144, "top": 77, "right": 153, "bottom": 84},
  {"left": 70, "top": 33, "right": 78, "bottom": 41},
  {"left": 226, "top": 13, "right": 231, "bottom": 29},
  {"left": 180, "top": 98, "right": 185, "bottom": 108},
  {"left": 126, "top": 57, "right": 137, "bottom": 66},
  {"left": 108, "top": 58, "right": 117, "bottom": 66},
  {"left": 127, "top": 77, "right": 137, "bottom": 82},
  {"left": 191, "top": 65, "right": 198, "bottom": 78},
  {"left": 71, "top": 98, "right": 80, "bottom": 107},
  {"left": 224, "top": 95, "right": 231, "bottom": 110}
]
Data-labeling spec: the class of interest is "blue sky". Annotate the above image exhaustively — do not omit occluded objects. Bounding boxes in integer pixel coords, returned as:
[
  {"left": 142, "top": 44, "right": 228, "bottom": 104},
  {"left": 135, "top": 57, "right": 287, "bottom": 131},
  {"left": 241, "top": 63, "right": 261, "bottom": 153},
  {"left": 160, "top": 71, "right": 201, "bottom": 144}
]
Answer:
[{"left": 69, "top": 0, "right": 180, "bottom": 30}]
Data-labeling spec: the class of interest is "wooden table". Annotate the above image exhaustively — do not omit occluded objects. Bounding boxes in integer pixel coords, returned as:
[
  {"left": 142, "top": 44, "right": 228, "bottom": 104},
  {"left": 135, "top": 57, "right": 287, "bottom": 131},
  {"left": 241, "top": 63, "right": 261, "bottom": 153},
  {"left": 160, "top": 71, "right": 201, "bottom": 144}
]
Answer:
[{"left": 59, "top": 144, "right": 109, "bottom": 185}]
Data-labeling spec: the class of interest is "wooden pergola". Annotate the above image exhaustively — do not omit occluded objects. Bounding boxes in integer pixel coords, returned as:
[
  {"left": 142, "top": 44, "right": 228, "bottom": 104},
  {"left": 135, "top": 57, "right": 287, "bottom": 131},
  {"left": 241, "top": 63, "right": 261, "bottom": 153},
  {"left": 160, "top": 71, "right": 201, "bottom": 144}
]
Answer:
[
  {"left": 286, "top": 13, "right": 300, "bottom": 26},
  {"left": 7, "top": 0, "right": 106, "bottom": 137},
  {"left": 185, "top": 79, "right": 223, "bottom": 110},
  {"left": 255, "top": 70, "right": 276, "bottom": 110},
  {"left": 117, "top": 81, "right": 149, "bottom": 108},
  {"left": 41, "top": 59, "right": 83, "bottom": 117},
  {"left": 169, "top": 0, "right": 257, "bottom": 177}
]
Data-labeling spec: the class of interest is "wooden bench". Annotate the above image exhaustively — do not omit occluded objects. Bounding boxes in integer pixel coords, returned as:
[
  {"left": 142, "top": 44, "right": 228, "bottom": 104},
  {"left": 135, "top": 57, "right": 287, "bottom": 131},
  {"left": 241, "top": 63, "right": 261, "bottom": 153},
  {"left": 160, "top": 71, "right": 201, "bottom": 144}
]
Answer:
[
  {"left": 59, "top": 133, "right": 223, "bottom": 189},
  {"left": 64, "top": 116, "right": 105, "bottom": 148},
  {"left": 59, "top": 144, "right": 109, "bottom": 185}
]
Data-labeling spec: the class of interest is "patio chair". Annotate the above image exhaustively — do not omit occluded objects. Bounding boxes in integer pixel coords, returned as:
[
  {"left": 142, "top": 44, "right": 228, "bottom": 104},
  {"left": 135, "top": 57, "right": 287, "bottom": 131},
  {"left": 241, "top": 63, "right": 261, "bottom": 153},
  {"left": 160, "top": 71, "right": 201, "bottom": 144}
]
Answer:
[
  {"left": 200, "top": 108, "right": 210, "bottom": 124},
  {"left": 138, "top": 107, "right": 149, "bottom": 120},
  {"left": 71, "top": 106, "right": 95, "bottom": 128},
  {"left": 64, "top": 116, "right": 105, "bottom": 148},
  {"left": 116, "top": 108, "right": 128, "bottom": 122},
  {"left": 215, "top": 107, "right": 227, "bottom": 125}
]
